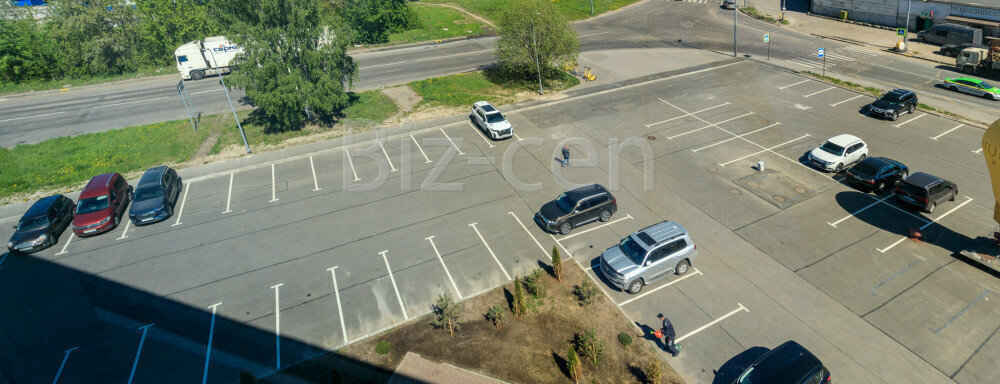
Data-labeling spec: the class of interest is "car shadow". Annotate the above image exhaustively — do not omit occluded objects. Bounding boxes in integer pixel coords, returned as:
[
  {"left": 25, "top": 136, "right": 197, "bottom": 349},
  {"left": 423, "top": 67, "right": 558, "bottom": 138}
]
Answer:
[{"left": 712, "top": 346, "right": 770, "bottom": 384}]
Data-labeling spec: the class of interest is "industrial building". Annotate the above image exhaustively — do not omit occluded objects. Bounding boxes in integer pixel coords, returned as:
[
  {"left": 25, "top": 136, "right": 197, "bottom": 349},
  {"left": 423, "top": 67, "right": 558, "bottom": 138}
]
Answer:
[{"left": 811, "top": 0, "right": 1000, "bottom": 37}]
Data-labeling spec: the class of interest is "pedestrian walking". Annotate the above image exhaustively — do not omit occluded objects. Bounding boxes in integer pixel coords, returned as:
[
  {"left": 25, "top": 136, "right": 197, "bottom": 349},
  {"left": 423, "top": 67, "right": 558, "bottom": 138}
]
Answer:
[
  {"left": 658, "top": 313, "right": 680, "bottom": 357},
  {"left": 561, "top": 145, "right": 570, "bottom": 167}
]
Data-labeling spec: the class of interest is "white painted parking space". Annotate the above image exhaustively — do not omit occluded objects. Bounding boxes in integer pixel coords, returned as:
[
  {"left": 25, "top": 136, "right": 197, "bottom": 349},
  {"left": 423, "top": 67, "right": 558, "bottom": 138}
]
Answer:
[
  {"left": 127, "top": 323, "right": 154, "bottom": 384},
  {"left": 52, "top": 346, "right": 78, "bottom": 384},
  {"left": 830, "top": 94, "right": 865, "bottom": 107},
  {"left": 469, "top": 222, "right": 512, "bottom": 281},
  {"left": 644, "top": 102, "right": 730, "bottom": 128},
  {"left": 617, "top": 268, "right": 703, "bottom": 306},
  {"left": 54, "top": 234, "right": 74, "bottom": 256},
  {"left": 377, "top": 139, "right": 398, "bottom": 172},
  {"left": 379, "top": 250, "right": 409, "bottom": 319},
  {"left": 892, "top": 112, "right": 926, "bottom": 128},
  {"left": 327, "top": 266, "right": 348, "bottom": 346},
  {"left": 778, "top": 79, "right": 810, "bottom": 90},
  {"left": 718, "top": 134, "right": 810, "bottom": 167},
  {"left": 222, "top": 174, "right": 234, "bottom": 213},
  {"left": 425, "top": 236, "right": 463, "bottom": 299},
  {"left": 828, "top": 194, "right": 901, "bottom": 228},
  {"left": 664, "top": 112, "right": 754, "bottom": 140},
  {"left": 691, "top": 122, "right": 781, "bottom": 153},
  {"left": 308, "top": 156, "right": 321, "bottom": 191},
  {"left": 342, "top": 148, "right": 361, "bottom": 181},
  {"left": 117, "top": 219, "right": 131, "bottom": 240},
  {"left": 468, "top": 121, "right": 495, "bottom": 148},
  {"left": 410, "top": 135, "right": 433, "bottom": 163},
  {"left": 172, "top": 183, "right": 190, "bottom": 226},
  {"left": 271, "top": 283, "right": 282, "bottom": 369},
  {"left": 557, "top": 214, "right": 634, "bottom": 242},
  {"left": 932, "top": 291, "right": 989, "bottom": 334},
  {"left": 439, "top": 127, "right": 466, "bottom": 156},
  {"left": 973, "top": 148, "right": 983, "bottom": 154},
  {"left": 507, "top": 212, "right": 550, "bottom": 260},
  {"left": 869, "top": 259, "right": 922, "bottom": 295},
  {"left": 269, "top": 164, "right": 279, "bottom": 202},
  {"left": 202, "top": 302, "right": 221, "bottom": 384},
  {"left": 675, "top": 303, "right": 748, "bottom": 343},
  {"left": 803, "top": 86, "right": 835, "bottom": 98},
  {"left": 877, "top": 196, "right": 973, "bottom": 253},
  {"left": 930, "top": 124, "right": 965, "bottom": 140}
]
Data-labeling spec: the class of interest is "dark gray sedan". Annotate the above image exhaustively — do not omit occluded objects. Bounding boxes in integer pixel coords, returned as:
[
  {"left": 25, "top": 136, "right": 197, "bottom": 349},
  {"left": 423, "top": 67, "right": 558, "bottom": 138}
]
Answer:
[{"left": 129, "top": 166, "right": 183, "bottom": 225}]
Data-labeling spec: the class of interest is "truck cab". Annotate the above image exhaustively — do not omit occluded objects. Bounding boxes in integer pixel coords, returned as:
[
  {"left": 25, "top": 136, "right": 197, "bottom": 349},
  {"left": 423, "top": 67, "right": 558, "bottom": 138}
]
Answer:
[{"left": 175, "top": 36, "right": 242, "bottom": 80}]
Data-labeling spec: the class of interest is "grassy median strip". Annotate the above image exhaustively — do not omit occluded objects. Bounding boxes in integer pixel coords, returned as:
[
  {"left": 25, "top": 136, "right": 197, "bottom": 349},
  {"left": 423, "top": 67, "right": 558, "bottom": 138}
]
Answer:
[
  {"left": 802, "top": 71, "right": 979, "bottom": 123},
  {"left": 389, "top": 3, "right": 494, "bottom": 45},
  {"left": 424, "top": 0, "right": 643, "bottom": 22},
  {"left": 409, "top": 69, "right": 580, "bottom": 108},
  {"left": 741, "top": 6, "right": 789, "bottom": 25}
]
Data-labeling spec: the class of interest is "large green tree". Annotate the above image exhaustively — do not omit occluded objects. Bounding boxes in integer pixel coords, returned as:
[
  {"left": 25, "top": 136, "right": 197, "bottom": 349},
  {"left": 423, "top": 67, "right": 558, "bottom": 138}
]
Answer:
[
  {"left": 341, "top": 0, "right": 415, "bottom": 44},
  {"left": 213, "top": 0, "right": 359, "bottom": 131},
  {"left": 135, "top": 0, "right": 216, "bottom": 67},
  {"left": 495, "top": 0, "right": 579, "bottom": 77},
  {"left": 0, "top": 4, "right": 58, "bottom": 83},
  {"left": 45, "top": 0, "right": 143, "bottom": 77}
]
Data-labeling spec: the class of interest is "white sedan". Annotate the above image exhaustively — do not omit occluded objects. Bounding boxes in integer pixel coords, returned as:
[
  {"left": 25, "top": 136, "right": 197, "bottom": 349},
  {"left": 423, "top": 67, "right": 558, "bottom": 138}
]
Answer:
[{"left": 808, "top": 134, "right": 869, "bottom": 172}]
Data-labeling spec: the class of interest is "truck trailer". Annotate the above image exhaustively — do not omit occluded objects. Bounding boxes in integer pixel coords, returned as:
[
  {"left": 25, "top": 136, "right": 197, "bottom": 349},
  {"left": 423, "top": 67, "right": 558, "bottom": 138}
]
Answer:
[{"left": 175, "top": 36, "right": 242, "bottom": 81}]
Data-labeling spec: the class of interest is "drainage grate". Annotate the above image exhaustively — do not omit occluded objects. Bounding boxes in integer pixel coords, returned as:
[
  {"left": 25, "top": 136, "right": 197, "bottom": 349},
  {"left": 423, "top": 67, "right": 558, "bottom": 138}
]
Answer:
[
  {"left": 730, "top": 188, "right": 742, "bottom": 195},
  {"left": 747, "top": 181, "right": 759, "bottom": 187},
  {"left": 647, "top": 135, "right": 656, "bottom": 140},
  {"left": 774, "top": 195, "right": 786, "bottom": 202},
  {"left": 795, "top": 187, "right": 807, "bottom": 194}
]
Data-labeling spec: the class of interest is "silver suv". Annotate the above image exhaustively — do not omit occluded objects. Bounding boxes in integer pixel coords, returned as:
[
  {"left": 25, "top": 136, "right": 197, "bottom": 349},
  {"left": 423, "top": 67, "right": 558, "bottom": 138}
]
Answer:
[{"left": 599, "top": 221, "right": 697, "bottom": 294}]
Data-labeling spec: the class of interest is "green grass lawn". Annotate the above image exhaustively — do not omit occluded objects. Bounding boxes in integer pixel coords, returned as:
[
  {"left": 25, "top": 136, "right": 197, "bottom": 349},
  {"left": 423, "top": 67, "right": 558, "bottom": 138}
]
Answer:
[
  {"left": 388, "top": 4, "right": 493, "bottom": 45},
  {"left": 423, "top": 0, "right": 641, "bottom": 22},
  {"left": 408, "top": 68, "right": 580, "bottom": 109}
]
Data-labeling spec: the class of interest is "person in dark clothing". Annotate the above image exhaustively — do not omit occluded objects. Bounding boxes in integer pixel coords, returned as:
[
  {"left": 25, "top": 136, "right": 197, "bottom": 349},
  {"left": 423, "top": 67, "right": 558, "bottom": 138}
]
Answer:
[
  {"left": 561, "top": 145, "right": 570, "bottom": 167},
  {"left": 658, "top": 313, "right": 680, "bottom": 357}
]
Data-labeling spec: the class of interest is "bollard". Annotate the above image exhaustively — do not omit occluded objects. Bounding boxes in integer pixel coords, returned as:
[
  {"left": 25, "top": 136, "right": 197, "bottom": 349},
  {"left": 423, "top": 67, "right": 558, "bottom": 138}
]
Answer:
[{"left": 756, "top": 161, "right": 765, "bottom": 172}]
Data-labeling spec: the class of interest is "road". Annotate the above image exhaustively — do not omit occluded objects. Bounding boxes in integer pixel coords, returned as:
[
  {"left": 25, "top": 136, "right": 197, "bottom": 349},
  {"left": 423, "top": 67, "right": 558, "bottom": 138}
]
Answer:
[{"left": 3, "top": 0, "right": 997, "bottom": 148}]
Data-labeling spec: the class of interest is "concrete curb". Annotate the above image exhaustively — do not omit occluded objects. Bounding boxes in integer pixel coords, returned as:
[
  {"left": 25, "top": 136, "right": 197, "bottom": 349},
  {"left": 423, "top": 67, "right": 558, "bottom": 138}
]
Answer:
[
  {"left": 803, "top": 13, "right": 955, "bottom": 66},
  {"left": 348, "top": 32, "right": 497, "bottom": 55}
]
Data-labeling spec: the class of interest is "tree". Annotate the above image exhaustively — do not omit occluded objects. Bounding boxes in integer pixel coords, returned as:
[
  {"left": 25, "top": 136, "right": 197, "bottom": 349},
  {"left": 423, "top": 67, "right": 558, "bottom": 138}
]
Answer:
[
  {"left": 46, "top": 0, "right": 143, "bottom": 77},
  {"left": 495, "top": 0, "right": 579, "bottom": 78},
  {"left": 485, "top": 304, "right": 506, "bottom": 330},
  {"left": 0, "top": 6, "right": 58, "bottom": 83},
  {"left": 644, "top": 359, "right": 663, "bottom": 384},
  {"left": 341, "top": 0, "right": 416, "bottom": 44},
  {"left": 431, "top": 292, "right": 464, "bottom": 337},
  {"left": 212, "top": 0, "right": 359, "bottom": 131},
  {"left": 573, "top": 329, "right": 604, "bottom": 366},
  {"left": 134, "top": 0, "right": 216, "bottom": 68},
  {"left": 551, "top": 245, "right": 563, "bottom": 282},
  {"left": 511, "top": 276, "right": 526, "bottom": 319},
  {"left": 566, "top": 346, "right": 582, "bottom": 383}
]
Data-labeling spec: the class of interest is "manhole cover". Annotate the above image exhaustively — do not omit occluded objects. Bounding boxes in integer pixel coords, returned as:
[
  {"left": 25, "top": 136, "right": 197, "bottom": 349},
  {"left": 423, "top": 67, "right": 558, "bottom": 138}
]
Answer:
[
  {"left": 760, "top": 120, "right": 770, "bottom": 124},
  {"left": 707, "top": 166, "right": 719, "bottom": 173},
  {"left": 794, "top": 187, "right": 807, "bottom": 194},
  {"left": 647, "top": 135, "right": 656, "bottom": 140},
  {"left": 730, "top": 188, "right": 742, "bottom": 195},
  {"left": 774, "top": 195, "right": 786, "bottom": 202},
  {"left": 766, "top": 173, "right": 779, "bottom": 179},
  {"left": 747, "top": 181, "right": 759, "bottom": 187}
]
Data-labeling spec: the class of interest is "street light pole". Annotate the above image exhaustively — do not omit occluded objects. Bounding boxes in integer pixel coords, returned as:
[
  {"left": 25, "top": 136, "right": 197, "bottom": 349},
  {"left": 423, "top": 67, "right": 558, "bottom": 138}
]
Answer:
[
  {"left": 204, "top": 48, "right": 251, "bottom": 154},
  {"left": 531, "top": 12, "right": 543, "bottom": 95},
  {"left": 903, "top": 0, "right": 912, "bottom": 45},
  {"left": 590, "top": 0, "right": 594, "bottom": 15}
]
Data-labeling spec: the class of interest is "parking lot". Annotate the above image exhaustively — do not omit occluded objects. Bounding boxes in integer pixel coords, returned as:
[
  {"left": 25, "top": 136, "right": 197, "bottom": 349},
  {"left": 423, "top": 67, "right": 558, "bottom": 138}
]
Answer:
[{"left": 2, "top": 59, "right": 1000, "bottom": 384}]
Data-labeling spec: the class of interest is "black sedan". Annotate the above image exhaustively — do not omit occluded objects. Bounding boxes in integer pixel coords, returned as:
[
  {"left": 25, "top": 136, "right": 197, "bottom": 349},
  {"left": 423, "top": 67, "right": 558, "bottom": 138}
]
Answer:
[
  {"left": 7, "top": 195, "right": 75, "bottom": 254},
  {"left": 846, "top": 157, "right": 909, "bottom": 193},
  {"left": 129, "top": 165, "right": 182, "bottom": 225}
]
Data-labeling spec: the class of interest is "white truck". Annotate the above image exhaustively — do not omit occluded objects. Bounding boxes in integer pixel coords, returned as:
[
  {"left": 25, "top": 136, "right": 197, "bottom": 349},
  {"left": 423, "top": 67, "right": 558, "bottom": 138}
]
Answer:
[{"left": 175, "top": 36, "right": 242, "bottom": 80}]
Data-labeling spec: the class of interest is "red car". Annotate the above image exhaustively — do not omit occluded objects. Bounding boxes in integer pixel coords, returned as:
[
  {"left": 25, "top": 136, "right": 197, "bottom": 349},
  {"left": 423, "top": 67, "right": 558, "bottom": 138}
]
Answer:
[{"left": 72, "top": 173, "right": 132, "bottom": 237}]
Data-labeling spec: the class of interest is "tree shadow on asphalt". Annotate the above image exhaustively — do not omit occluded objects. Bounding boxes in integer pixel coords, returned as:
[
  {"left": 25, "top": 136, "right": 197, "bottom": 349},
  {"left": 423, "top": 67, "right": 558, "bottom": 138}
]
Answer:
[{"left": 711, "top": 346, "right": 769, "bottom": 384}]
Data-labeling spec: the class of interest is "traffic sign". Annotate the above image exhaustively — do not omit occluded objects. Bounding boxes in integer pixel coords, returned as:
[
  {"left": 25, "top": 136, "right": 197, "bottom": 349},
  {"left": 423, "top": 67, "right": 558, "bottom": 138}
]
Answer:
[
  {"left": 818, "top": 48, "right": 824, "bottom": 58},
  {"left": 897, "top": 28, "right": 906, "bottom": 36},
  {"left": 764, "top": 33, "right": 769, "bottom": 43}
]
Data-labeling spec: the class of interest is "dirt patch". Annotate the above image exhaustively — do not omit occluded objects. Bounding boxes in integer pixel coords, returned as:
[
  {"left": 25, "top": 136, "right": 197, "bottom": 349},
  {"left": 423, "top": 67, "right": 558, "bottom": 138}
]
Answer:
[
  {"left": 382, "top": 86, "right": 425, "bottom": 124},
  {"left": 188, "top": 115, "right": 226, "bottom": 164},
  {"left": 415, "top": 2, "right": 497, "bottom": 29},
  {"left": 332, "top": 263, "right": 684, "bottom": 384}
]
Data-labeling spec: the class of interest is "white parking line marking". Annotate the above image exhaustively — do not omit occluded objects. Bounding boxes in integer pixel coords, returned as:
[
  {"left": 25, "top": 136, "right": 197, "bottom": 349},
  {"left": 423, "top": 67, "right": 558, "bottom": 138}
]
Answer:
[
  {"left": 933, "top": 291, "right": 989, "bottom": 334},
  {"left": 893, "top": 112, "right": 926, "bottom": 128},
  {"left": 878, "top": 196, "right": 973, "bottom": 253},
  {"left": 691, "top": 123, "right": 780, "bottom": 152},
  {"left": 52, "top": 347, "right": 78, "bottom": 384},
  {"left": 468, "top": 121, "right": 495, "bottom": 148},
  {"left": 618, "top": 268, "right": 702, "bottom": 306},
  {"left": 665, "top": 112, "right": 754, "bottom": 140},
  {"left": 439, "top": 128, "right": 465, "bottom": 155},
  {"left": 778, "top": 79, "right": 810, "bottom": 89},
  {"left": 343, "top": 148, "right": 361, "bottom": 181},
  {"left": 55, "top": 234, "right": 74, "bottom": 255},
  {"left": 558, "top": 214, "right": 634, "bottom": 241},
  {"left": 426, "top": 236, "right": 463, "bottom": 299},
  {"left": 93, "top": 96, "right": 169, "bottom": 109},
  {"left": 411, "top": 135, "right": 432, "bottom": 163},
  {"left": 551, "top": 233, "right": 573, "bottom": 259},
  {"left": 870, "top": 259, "right": 921, "bottom": 295},
  {"left": 127, "top": 324, "right": 154, "bottom": 384},
  {"left": 675, "top": 303, "right": 748, "bottom": 343},
  {"left": 508, "top": 212, "right": 550, "bottom": 260},
  {"left": 271, "top": 283, "right": 283, "bottom": 369},
  {"left": 202, "top": 303, "right": 221, "bottom": 384},
  {"left": 718, "top": 134, "right": 810, "bottom": 167},
  {"left": 223, "top": 174, "right": 233, "bottom": 213},
  {"left": 973, "top": 148, "right": 984, "bottom": 154},
  {"left": 803, "top": 86, "right": 836, "bottom": 98},
  {"left": 379, "top": 250, "right": 409, "bottom": 319},
  {"left": 172, "top": 182, "right": 190, "bottom": 226},
  {"left": 513, "top": 133, "right": 524, "bottom": 141},
  {"left": 377, "top": 140, "right": 397, "bottom": 172},
  {"left": 0, "top": 110, "right": 65, "bottom": 123},
  {"left": 645, "top": 102, "right": 730, "bottom": 127},
  {"left": 309, "top": 156, "right": 321, "bottom": 191},
  {"left": 327, "top": 267, "right": 348, "bottom": 346},
  {"left": 830, "top": 94, "right": 864, "bottom": 107},
  {"left": 269, "top": 163, "right": 279, "bottom": 202},
  {"left": 930, "top": 124, "right": 964, "bottom": 140},
  {"left": 828, "top": 194, "right": 895, "bottom": 228},
  {"left": 469, "top": 223, "right": 511, "bottom": 281},
  {"left": 117, "top": 219, "right": 131, "bottom": 240}
]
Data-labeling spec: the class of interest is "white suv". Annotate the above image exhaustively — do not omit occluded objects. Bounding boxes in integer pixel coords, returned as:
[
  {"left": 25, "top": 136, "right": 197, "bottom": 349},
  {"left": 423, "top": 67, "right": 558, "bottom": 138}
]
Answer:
[
  {"left": 808, "top": 134, "right": 869, "bottom": 172},
  {"left": 471, "top": 101, "right": 513, "bottom": 140}
]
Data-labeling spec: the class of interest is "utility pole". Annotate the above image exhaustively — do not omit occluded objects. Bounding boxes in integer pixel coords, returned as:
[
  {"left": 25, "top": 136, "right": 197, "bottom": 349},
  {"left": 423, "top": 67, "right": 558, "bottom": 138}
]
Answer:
[
  {"left": 590, "top": 0, "right": 594, "bottom": 15},
  {"left": 204, "top": 48, "right": 251, "bottom": 154},
  {"left": 531, "top": 12, "right": 543, "bottom": 95},
  {"left": 903, "top": 0, "right": 913, "bottom": 45},
  {"left": 733, "top": 2, "right": 738, "bottom": 57}
]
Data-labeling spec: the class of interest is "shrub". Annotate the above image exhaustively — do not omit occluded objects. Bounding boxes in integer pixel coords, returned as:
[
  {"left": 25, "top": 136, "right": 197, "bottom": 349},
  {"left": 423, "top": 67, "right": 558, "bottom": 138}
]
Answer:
[
  {"left": 644, "top": 359, "right": 663, "bottom": 384},
  {"left": 511, "top": 276, "right": 526, "bottom": 319},
  {"left": 567, "top": 345, "right": 583, "bottom": 383},
  {"left": 573, "top": 329, "right": 604, "bottom": 366},
  {"left": 573, "top": 281, "right": 598, "bottom": 306},
  {"left": 524, "top": 268, "right": 546, "bottom": 298},
  {"left": 551, "top": 245, "right": 563, "bottom": 282},
  {"left": 375, "top": 341, "right": 391, "bottom": 355},
  {"left": 431, "top": 292, "right": 464, "bottom": 337},
  {"left": 617, "top": 332, "right": 633, "bottom": 347},
  {"left": 485, "top": 304, "right": 506, "bottom": 330}
]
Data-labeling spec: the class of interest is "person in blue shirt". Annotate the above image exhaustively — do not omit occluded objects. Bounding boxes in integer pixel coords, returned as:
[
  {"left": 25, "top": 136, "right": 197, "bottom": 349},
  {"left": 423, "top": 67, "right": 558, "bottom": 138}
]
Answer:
[{"left": 658, "top": 313, "right": 680, "bottom": 357}]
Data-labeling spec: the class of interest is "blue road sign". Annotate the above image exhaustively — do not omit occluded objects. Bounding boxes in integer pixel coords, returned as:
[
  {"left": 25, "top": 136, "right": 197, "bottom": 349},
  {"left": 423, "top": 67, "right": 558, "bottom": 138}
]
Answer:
[
  {"left": 764, "top": 33, "right": 769, "bottom": 43},
  {"left": 818, "top": 48, "right": 824, "bottom": 58},
  {"left": 897, "top": 28, "right": 906, "bottom": 36}
]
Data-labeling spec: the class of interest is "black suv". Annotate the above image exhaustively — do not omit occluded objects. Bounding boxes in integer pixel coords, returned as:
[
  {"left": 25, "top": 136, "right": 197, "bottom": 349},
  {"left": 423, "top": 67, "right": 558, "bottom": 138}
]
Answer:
[
  {"left": 869, "top": 89, "right": 918, "bottom": 121},
  {"left": 894, "top": 172, "right": 957, "bottom": 213},
  {"left": 7, "top": 195, "right": 75, "bottom": 254},
  {"left": 129, "top": 165, "right": 183, "bottom": 225},
  {"left": 846, "top": 157, "right": 909, "bottom": 193},
  {"left": 535, "top": 184, "right": 617, "bottom": 235},
  {"left": 732, "top": 341, "right": 831, "bottom": 384}
]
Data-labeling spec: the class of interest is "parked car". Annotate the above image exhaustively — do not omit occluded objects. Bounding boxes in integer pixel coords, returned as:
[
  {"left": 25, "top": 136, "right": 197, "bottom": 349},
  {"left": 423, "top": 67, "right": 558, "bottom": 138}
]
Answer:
[
  {"left": 732, "top": 341, "right": 831, "bottom": 384},
  {"left": 940, "top": 43, "right": 987, "bottom": 57},
  {"left": 808, "top": 134, "right": 869, "bottom": 173},
  {"left": 722, "top": 0, "right": 736, "bottom": 9},
  {"left": 535, "top": 184, "right": 617, "bottom": 235},
  {"left": 599, "top": 220, "right": 697, "bottom": 294},
  {"left": 917, "top": 24, "right": 982, "bottom": 46},
  {"left": 943, "top": 77, "right": 1000, "bottom": 100},
  {"left": 868, "top": 89, "right": 918, "bottom": 121},
  {"left": 72, "top": 172, "right": 132, "bottom": 237},
  {"left": 129, "top": 166, "right": 183, "bottom": 225},
  {"left": 7, "top": 195, "right": 75, "bottom": 254},
  {"left": 471, "top": 101, "right": 513, "bottom": 140},
  {"left": 894, "top": 172, "right": 957, "bottom": 213},
  {"left": 846, "top": 157, "right": 909, "bottom": 193}
]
